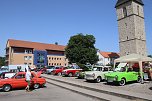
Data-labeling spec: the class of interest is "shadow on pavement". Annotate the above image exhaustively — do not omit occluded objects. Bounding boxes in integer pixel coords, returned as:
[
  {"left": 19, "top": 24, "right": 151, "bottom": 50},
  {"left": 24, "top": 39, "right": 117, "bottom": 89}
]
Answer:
[{"left": 149, "top": 87, "right": 152, "bottom": 90}]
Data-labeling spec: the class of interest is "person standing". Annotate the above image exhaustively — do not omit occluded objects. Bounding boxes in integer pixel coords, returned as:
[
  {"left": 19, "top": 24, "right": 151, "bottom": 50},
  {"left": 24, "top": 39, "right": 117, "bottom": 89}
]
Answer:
[{"left": 25, "top": 67, "right": 32, "bottom": 92}]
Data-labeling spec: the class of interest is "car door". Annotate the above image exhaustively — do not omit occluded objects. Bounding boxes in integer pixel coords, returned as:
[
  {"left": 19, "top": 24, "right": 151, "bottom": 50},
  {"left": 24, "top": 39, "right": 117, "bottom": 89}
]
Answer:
[
  {"left": 12, "top": 74, "right": 27, "bottom": 88},
  {"left": 126, "top": 68, "right": 137, "bottom": 81}
]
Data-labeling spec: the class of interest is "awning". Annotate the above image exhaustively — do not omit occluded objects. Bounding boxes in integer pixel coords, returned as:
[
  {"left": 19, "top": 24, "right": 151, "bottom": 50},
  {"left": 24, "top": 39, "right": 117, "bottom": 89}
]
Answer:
[{"left": 114, "top": 54, "right": 152, "bottom": 84}]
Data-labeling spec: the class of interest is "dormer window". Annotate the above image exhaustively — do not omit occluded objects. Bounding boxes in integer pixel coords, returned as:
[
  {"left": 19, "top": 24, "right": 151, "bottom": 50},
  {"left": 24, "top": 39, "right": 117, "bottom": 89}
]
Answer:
[{"left": 123, "top": 7, "right": 127, "bottom": 17}]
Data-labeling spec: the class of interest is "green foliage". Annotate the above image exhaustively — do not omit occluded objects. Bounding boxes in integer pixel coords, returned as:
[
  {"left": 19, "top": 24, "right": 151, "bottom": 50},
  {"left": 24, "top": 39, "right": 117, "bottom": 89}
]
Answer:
[
  {"left": 0, "top": 57, "right": 5, "bottom": 67},
  {"left": 77, "top": 63, "right": 91, "bottom": 71},
  {"left": 65, "top": 33, "right": 98, "bottom": 65}
]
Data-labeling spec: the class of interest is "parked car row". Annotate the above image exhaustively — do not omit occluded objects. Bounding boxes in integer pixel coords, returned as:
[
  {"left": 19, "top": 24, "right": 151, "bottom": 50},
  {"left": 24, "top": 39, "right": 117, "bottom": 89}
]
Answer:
[
  {"left": 44, "top": 65, "right": 83, "bottom": 77},
  {"left": 44, "top": 64, "right": 151, "bottom": 86}
]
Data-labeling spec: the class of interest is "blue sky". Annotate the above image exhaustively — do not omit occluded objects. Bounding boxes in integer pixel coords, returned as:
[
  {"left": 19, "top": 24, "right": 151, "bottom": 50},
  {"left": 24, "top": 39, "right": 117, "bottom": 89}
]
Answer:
[{"left": 0, "top": 0, "right": 152, "bottom": 57}]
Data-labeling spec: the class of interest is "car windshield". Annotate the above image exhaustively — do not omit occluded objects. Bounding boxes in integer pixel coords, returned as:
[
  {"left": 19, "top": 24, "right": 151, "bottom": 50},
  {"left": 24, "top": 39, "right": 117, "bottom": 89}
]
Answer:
[
  {"left": 119, "top": 67, "right": 126, "bottom": 72},
  {"left": 11, "top": 72, "right": 18, "bottom": 78},
  {"left": 93, "top": 67, "right": 102, "bottom": 71},
  {"left": 0, "top": 68, "right": 8, "bottom": 71},
  {"left": 55, "top": 67, "right": 60, "bottom": 69},
  {"left": 47, "top": 66, "right": 54, "bottom": 69}
]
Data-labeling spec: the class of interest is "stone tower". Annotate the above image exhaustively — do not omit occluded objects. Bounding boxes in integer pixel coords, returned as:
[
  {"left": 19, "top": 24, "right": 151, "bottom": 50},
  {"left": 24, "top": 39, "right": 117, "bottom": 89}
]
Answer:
[{"left": 115, "top": 0, "right": 147, "bottom": 56}]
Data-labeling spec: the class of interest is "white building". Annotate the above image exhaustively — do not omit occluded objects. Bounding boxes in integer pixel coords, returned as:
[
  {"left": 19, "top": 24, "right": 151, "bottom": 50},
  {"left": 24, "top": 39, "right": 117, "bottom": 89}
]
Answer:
[{"left": 97, "top": 51, "right": 119, "bottom": 66}]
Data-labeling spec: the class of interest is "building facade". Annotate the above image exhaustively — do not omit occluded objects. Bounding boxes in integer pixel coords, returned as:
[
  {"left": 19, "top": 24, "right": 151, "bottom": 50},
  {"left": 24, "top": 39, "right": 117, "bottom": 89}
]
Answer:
[
  {"left": 97, "top": 51, "right": 119, "bottom": 66},
  {"left": 5, "top": 39, "right": 69, "bottom": 67},
  {"left": 115, "top": 0, "right": 147, "bottom": 56}
]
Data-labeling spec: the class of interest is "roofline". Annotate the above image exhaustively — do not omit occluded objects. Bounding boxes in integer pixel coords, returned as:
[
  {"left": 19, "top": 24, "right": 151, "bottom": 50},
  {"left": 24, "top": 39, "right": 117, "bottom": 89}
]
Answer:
[
  {"left": 115, "top": 0, "right": 144, "bottom": 8},
  {"left": 7, "top": 39, "right": 66, "bottom": 51},
  {"left": 8, "top": 39, "right": 65, "bottom": 47}
]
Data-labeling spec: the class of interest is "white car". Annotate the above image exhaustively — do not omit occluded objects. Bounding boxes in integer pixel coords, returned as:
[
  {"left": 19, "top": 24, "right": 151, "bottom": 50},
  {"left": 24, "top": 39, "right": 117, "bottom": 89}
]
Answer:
[{"left": 85, "top": 66, "right": 113, "bottom": 83}]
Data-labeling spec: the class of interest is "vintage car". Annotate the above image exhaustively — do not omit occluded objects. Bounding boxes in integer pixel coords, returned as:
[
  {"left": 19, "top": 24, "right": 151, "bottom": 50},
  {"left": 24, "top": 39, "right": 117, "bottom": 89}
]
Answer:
[
  {"left": 46, "top": 66, "right": 55, "bottom": 74},
  {"left": 104, "top": 66, "right": 142, "bottom": 86},
  {"left": 52, "top": 66, "right": 67, "bottom": 76},
  {"left": 0, "top": 72, "right": 46, "bottom": 92},
  {"left": 76, "top": 65, "right": 93, "bottom": 79},
  {"left": 77, "top": 66, "right": 97, "bottom": 79},
  {"left": 85, "top": 66, "right": 112, "bottom": 83},
  {"left": 62, "top": 67, "right": 82, "bottom": 77}
]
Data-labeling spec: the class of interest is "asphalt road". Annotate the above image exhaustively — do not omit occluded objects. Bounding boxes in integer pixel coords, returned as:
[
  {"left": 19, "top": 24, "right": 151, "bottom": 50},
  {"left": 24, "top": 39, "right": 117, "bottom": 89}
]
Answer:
[{"left": 0, "top": 83, "right": 100, "bottom": 101}]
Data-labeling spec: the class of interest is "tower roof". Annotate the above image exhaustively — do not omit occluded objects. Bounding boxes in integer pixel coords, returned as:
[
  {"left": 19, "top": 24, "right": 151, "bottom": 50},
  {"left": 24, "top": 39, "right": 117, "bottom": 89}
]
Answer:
[{"left": 115, "top": 0, "right": 144, "bottom": 8}]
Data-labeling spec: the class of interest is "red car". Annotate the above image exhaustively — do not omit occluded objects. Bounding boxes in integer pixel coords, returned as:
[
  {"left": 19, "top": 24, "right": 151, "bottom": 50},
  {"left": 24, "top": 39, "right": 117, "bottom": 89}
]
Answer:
[
  {"left": 0, "top": 72, "right": 46, "bottom": 92},
  {"left": 52, "top": 66, "right": 66, "bottom": 76},
  {"left": 62, "top": 68, "right": 82, "bottom": 77}
]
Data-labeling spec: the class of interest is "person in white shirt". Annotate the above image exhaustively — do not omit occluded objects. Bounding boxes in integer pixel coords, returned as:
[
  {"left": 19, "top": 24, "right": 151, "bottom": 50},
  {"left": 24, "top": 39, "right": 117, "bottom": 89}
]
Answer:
[{"left": 25, "top": 67, "right": 31, "bottom": 92}]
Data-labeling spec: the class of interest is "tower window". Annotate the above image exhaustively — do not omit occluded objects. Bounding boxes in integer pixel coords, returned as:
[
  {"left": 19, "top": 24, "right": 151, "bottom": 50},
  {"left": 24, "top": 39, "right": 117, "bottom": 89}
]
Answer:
[
  {"left": 137, "top": 5, "right": 140, "bottom": 15},
  {"left": 123, "top": 7, "right": 127, "bottom": 17}
]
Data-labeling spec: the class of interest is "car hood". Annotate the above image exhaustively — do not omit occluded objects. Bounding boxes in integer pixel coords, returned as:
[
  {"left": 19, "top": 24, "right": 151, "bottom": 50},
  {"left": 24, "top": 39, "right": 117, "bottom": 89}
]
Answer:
[
  {"left": 85, "top": 71, "right": 101, "bottom": 75},
  {"left": 63, "top": 69, "right": 82, "bottom": 72},
  {"left": 36, "top": 71, "right": 42, "bottom": 77},
  {"left": 46, "top": 69, "right": 54, "bottom": 71}
]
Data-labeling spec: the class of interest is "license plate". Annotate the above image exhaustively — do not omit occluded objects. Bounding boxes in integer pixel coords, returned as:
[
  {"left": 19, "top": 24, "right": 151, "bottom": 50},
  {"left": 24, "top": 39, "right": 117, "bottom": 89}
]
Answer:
[
  {"left": 107, "top": 78, "right": 113, "bottom": 82},
  {"left": 144, "top": 73, "right": 148, "bottom": 80}
]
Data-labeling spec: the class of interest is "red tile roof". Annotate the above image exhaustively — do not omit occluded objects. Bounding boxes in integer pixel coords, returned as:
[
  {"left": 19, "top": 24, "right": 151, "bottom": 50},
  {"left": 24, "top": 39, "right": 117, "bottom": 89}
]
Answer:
[
  {"left": 99, "top": 51, "right": 120, "bottom": 58},
  {"left": 7, "top": 39, "right": 65, "bottom": 51}
]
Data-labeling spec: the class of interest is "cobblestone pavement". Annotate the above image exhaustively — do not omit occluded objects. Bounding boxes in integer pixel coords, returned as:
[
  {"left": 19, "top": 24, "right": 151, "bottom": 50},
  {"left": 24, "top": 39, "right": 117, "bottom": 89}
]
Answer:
[
  {"left": 43, "top": 74, "right": 152, "bottom": 95},
  {"left": 0, "top": 83, "right": 100, "bottom": 101}
]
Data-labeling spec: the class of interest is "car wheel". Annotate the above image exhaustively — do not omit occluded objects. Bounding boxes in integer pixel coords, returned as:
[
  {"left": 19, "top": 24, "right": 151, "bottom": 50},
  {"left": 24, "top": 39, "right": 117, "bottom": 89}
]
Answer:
[
  {"left": 57, "top": 72, "right": 62, "bottom": 76},
  {"left": 96, "top": 76, "right": 101, "bottom": 83},
  {"left": 137, "top": 76, "right": 142, "bottom": 83},
  {"left": 41, "top": 83, "right": 46, "bottom": 87},
  {"left": 68, "top": 73, "right": 73, "bottom": 77},
  {"left": 3, "top": 84, "right": 11, "bottom": 92},
  {"left": 119, "top": 78, "right": 126, "bottom": 86},
  {"left": 33, "top": 83, "right": 40, "bottom": 89},
  {"left": 75, "top": 72, "right": 79, "bottom": 77}
]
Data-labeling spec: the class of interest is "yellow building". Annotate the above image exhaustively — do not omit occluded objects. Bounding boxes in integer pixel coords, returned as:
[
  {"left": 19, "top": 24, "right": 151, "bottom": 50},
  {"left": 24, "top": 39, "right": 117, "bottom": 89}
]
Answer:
[{"left": 5, "top": 39, "right": 69, "bottom": 67}]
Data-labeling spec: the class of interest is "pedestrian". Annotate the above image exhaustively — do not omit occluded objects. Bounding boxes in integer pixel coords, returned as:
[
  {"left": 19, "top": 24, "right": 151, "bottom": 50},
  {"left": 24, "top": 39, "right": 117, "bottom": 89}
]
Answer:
[{"left": 25, "top": 67, "right": 32, "bottom": 92}]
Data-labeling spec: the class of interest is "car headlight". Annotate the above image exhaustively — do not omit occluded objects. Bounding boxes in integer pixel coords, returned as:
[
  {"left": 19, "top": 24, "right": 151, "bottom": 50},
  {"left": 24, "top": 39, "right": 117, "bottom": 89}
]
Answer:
[
  {"left": 114, "top": 75, "right": 118, "bottom": 81},
  {"left": 105, "top": 76, "right": 107, "bottom": 80},
  {"left": 92, "top": 73, "right": 95, "bottom": 77}
]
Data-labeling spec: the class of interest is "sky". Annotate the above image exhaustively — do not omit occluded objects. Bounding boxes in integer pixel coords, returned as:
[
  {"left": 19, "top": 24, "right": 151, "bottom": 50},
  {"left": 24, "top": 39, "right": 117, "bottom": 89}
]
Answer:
[{"left": 0, "top": 0, "right": 152, "bottom": 57}]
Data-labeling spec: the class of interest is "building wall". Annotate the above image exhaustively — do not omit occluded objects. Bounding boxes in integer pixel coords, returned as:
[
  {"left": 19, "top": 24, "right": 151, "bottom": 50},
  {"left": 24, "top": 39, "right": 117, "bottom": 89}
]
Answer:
[
  {"left": 47, "top": 55, "right": 68, "bottom": 66},
  {"left": 116, "top": 1, "right": 147, "bottom": 56},
  {"left": 97, "top": 52, "right": 104, "bottom": 65},
  {"left": 97, "top": 52, "right": 111, "bottom": 66},
  {"left": 10, "top": 53, "right": 33, "bottom": 66},
  {"left": 6, "top": 47, "right": 68, "bottom": 67}
]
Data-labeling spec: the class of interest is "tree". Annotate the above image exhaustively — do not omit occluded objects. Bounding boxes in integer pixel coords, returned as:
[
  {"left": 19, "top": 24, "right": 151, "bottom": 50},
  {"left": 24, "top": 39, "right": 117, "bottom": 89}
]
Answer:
[
  {"left": 65, "top": 33, "right": 98, "bottom": 65},
  {"left": 55, "top": 42, "right": 58, "bottom": 45},
  {"left": 0, "top": 57, "right": 5, "bottom": 67}
]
